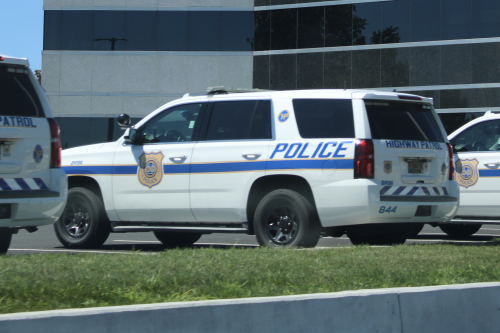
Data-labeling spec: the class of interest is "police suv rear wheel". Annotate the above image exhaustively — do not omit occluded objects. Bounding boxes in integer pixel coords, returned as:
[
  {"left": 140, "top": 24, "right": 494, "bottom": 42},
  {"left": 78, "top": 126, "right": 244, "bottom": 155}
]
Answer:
[
  {"left": 54, "top": 187, "right": 111, "bottom": 249},
  {"left": 0, "top": 229, "right": 13, "bottom": 254},
  {"left": 153, "top": 232, "right": 202, "bottom": 248},
  {"left": 439, "top": 224, "right": 482, "bottom": 238},
  {"left": 254, "top": 189, "right": 321, "bottom": 248},
  {"left": 347, "top": 223, "right": 412, "bottom": 246}
]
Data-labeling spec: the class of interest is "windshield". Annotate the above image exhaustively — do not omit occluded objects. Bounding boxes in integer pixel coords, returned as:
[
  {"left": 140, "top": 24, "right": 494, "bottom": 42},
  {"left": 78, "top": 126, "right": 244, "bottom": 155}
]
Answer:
[
  {"left": 0, "top": 66, "right": 44, "bottom": 117},
  {"left": 365, "top": 100, "right": 444, "bottom": 142}
]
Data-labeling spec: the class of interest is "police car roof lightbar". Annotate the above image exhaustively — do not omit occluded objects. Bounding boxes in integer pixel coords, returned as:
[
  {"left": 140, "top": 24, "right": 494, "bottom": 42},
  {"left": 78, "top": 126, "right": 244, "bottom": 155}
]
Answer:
[{"left": 206, "top": 86, "right": 271, "bottom": 95}]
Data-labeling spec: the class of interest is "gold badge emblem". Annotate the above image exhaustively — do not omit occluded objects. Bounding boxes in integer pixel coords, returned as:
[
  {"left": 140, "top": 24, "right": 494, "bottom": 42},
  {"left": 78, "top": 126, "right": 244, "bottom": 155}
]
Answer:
[
  {"left": 138, "top": 151, "right": 164, "bottom": 189},
  {"left": 384, "top": 160, "right": 392, "bottom": 174},
  {"left": 456, "top": 158, "right": 479, "bottom": 189}
]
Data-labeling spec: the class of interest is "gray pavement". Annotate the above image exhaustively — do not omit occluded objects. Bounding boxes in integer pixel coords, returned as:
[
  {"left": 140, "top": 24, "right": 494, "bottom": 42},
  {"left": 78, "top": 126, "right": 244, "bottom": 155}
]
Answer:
[{"left": 6, "top": 224, "right": 500, "bottom": 255}]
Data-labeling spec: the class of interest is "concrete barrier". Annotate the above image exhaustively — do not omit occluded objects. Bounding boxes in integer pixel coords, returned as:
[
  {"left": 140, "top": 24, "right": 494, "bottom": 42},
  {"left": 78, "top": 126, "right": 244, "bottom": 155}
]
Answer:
[{"left": 1, "top": 282, "right": 500, "bottom": 333}]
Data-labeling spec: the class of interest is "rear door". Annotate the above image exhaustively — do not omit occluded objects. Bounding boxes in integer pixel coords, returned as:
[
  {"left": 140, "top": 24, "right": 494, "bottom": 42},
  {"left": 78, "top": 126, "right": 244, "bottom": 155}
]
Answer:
[
  {"left": 0, "top": 64, "right": 52, "bottom": 197},
  {"left": 190, "top": 99, "right": 272, "bottom": 222},
  {"left": 364, "top": 99, "right": 451, "bottom": 200}
]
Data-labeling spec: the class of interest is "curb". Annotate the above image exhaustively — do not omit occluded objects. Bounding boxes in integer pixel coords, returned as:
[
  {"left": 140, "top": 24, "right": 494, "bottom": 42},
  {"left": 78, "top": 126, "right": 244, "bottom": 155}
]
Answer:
[{"left": 1, "top": 282, "right": 500, "bottom": 333}]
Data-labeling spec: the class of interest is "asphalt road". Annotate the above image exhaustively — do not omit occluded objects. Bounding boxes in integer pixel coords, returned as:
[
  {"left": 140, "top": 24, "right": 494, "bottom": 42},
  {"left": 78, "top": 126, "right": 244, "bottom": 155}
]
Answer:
[{"left": 6, "top": 223, "right": 500, "bottom": 255}]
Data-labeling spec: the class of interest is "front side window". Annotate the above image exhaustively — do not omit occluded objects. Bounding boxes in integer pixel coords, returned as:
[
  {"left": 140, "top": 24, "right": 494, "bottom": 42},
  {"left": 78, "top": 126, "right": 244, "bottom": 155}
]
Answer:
[
  {"left": 205, "top": 100, "right": 272, "bottom": 141},
  {"left": 136, "top": 103, "right": 203, "bottom": 144},
  {"left": 453, "top": 120, "right": 500, "bottom": 152}
]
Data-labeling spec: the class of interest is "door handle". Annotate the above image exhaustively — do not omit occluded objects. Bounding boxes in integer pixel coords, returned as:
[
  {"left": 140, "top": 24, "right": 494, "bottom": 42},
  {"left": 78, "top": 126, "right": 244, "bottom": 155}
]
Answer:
[
  {"left": 169, "top": 156, "right": 187, "bottom": 163},
  {"left": 484, "top": 162, "right": 500, "bottom": 169},
  {"left": 242, "top": 153, "right": 262, "bottom": 160}
]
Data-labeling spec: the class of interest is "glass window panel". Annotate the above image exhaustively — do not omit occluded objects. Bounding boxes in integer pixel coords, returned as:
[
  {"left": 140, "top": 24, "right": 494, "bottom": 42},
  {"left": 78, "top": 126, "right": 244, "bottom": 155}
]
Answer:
[
  {"left": 206, "top": 101, "right": 272, "bottom": 141},
  {"left": 297, "top": 53, "right": 323, "bottom": 89},
  {"left": 44, "top": 11, "right": 62, "bottom": 50},
  {"left": 125, "top": 11, "right": 157, "bottom": 51},
  {"left": 411, "top": 0, "right": 440, "bottom": 42},
  {"left": 221, "top": 12, "right": 254, "bottom": 51},
  {"left": 139, "top": 104, "right": 203, "bottom": 143},
  {"left": 253, "top": 55, "right": 270, "bottom": 90},
  {"left": 58, "top": 117, "right": 91, "bottom": 149},
  {"left": 61, "top": 11, "right": 93, "bottom": 50},
  {"left": 270, "top": 54, "right": 297, "bottom": 90},
  {"left": 365, "top": 101, "right": 444, "bottom": 142},
  {"left": 297, "top": 6, "right": 324, "bottom": 49},
  {"left": 381, "top": 0, "right": 410, "bottom": 44},
  {"left": 93, "top": 11, "right": 126, "bottom": 51},
  {"left": 293, "top": 99, "right": 355, "bottom": 139},
  {"left": 438, "top": 112, "right": 485, "bottom": 135},
  {"left": 325, "top": 5, "right": 352, "bottom": 47},
  {"left": 271, "top": 9, "right": 297, "bottom": 50},
  {"left": 441, "top": 0, "right": 471, "bottom": 40},
  {"left": 472, "top": 0, "right": 500, "bottom": 38},
  {"left": 254, "top": 11, "right": 270, "bottom": 51},
  {"left": 381, "top": 48, "right": 409, "bottom": 87},
  {"left": 352, "top": 2, "right": 381, "bottom": 45},
  {"left": 451, "top": 119, "right": 500, "bottom": 152},
  {"left": 157, "top": 11, "right": 189, "bottom": 51},
  {"left": 0, "top": 68, "right": 44, "bottom": 117},
  {"left": 189, "top": 12, "right": 221, "bottom": 51},
  {"left": 89, "top": 118, "right": 109, "bottom": 144}
]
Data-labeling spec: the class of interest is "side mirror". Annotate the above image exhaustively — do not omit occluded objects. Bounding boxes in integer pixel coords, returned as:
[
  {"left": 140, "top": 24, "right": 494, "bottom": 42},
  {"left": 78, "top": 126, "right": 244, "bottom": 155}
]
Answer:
[
  {"left": 124, "top": 127, "right": 139, "bottom": 144},
  {"left": 117, "top": 113, "right": 132, "bottom": 129}
]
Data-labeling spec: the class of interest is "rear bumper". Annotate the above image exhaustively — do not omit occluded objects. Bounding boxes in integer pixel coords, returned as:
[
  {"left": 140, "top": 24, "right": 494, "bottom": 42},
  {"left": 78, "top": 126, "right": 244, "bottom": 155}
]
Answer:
[
  {"left": 314, "top": 179, "right": 459, "bottom": 228},
  {"left": 0, "top": 169, "right": 67, "bottom": 228}
]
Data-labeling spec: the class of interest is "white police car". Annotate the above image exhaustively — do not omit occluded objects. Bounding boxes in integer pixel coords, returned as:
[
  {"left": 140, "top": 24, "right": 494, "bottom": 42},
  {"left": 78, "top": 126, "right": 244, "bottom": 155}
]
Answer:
[
  {"left": 58, "top": 88, "right": 458, "bottom": 248},
  {"left": 0, "top": 54, "right": 67, "bottom": 253},
  {"left": 442, "top": 111, "right": 500, "bottom": 237}
]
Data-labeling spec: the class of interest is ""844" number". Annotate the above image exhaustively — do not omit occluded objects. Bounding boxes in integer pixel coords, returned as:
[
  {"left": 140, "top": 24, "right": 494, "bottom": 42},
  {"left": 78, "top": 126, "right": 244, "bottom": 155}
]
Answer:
[{"left": 379, "top": 206, "right": 397, "bottom": 214}]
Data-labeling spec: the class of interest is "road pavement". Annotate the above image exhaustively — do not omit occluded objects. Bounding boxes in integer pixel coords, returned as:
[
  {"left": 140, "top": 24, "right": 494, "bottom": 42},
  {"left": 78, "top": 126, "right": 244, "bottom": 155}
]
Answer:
[{"left": 6, "top": 224, "right": 500, "bottom": 255}]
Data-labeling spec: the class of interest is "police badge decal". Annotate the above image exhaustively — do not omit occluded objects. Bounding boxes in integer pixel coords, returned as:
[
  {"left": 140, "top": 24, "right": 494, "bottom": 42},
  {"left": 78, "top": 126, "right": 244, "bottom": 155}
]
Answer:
[
  {"left": 456, "top": 158, "right": 479, "bottom": 189},
  {"left": 138, "top": 152, "right": 165, "bottom": 189}
]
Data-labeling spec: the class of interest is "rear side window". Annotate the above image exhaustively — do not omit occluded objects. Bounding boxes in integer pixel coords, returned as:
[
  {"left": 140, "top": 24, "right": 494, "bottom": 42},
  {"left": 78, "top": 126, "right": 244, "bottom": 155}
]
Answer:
[
  {"left": 205, "top": 100, "right": 272, "bottom": 141},
  {"left": 0, "top": 66, "right": 44, "bottom": 117},
  {"left": 292, "top": 99, "right": 355, "bottom": 138},
  {"left": 365, "top": 100, "right": 444, "bottom": 142}
]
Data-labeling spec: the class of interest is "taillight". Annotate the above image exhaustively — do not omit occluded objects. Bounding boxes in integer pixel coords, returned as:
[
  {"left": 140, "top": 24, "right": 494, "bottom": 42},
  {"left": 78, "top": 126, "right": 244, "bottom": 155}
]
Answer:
[
  {"left": 354, "top": 139, "right": 374, "bottom": 179},
  {"left": 48, "top": 118, "right": 61, "bottom": 168},
  {"left": 447, "top": 143, "right": 455, "bottom": 180}
]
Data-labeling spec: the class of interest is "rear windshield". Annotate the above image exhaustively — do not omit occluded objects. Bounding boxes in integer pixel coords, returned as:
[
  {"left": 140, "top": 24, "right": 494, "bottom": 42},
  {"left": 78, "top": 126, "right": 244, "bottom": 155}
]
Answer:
[
  {"left": 365, "top": 100, "right": 444, "bottom": 142},
  {"left": 0, "top": 66, "right": 44, "bottom": 117},
  {"left": 293, "top": 99, "right": 355, "bottom": 138}
]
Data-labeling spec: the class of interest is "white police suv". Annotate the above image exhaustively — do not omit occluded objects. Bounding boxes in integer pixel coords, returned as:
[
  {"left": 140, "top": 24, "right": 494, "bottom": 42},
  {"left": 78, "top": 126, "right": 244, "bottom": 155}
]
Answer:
[
  {"left": 0, "top": 54, "right": 67, "bottom": 253},
  {"left": 443, "top": 111, "right": 500, "bottom": 237},
  {"left": 58, "top": 88, "right": 458, "bottom": 248}
]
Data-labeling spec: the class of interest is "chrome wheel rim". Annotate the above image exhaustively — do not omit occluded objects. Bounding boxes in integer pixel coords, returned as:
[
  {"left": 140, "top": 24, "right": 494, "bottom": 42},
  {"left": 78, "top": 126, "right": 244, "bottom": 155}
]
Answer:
[
  {"left": 62, "top": 202, "right": 90, "bottom": 238},
  {"left": 264, "top": 205, "right": 299, "bottom": 245}
]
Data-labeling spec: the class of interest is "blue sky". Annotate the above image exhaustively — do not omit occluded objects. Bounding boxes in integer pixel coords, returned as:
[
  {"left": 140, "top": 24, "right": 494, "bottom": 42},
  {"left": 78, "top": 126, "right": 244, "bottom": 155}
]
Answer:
[{"left": 0, "top": 0, "right": 43, "bottom": 71}]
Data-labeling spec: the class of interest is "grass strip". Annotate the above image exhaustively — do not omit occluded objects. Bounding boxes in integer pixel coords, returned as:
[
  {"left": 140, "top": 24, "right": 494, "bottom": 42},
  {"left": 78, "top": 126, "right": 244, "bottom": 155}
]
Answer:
[{"left": 1, "top": 241, "right": 500, "bottom": 314}]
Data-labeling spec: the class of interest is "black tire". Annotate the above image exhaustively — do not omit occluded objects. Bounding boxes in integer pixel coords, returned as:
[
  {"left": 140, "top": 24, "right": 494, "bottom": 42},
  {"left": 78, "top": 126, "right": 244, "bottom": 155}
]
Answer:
[
  {"left": 54, "top": 187, "right": 111, "bottom": 249},
  {"left": 153, "top": 232, "right": 202, "bottom": 248},
  {"left": 253, "top": 189, "right": 321, "bottom": 248},
  {"left": 0, "top": 228, "right": 13, "bottom": 254},
  {"left": 347, "top": 223, "right": 413, "bottom": 246},
  {"left": 407, "top": 223, "right": 425, "bottom": 239},
  {"left": 439, "top": 224, "right": 482, "bottom": 238}
]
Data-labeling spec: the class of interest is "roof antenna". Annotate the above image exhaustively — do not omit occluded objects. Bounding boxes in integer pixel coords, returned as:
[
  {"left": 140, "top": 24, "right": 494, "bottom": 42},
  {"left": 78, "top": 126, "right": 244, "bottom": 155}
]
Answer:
[
  {"left": 393, "top": 88, "right": 396, "bottom": 92},
  {"left": 344, "top": 81, "right": 346, "bottom": 90}
]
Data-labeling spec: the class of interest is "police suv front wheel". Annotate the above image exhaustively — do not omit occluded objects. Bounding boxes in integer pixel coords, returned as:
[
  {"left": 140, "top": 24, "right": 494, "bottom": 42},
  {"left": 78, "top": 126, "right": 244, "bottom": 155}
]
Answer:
[
  {"left": 254, "top": 189, "right": 321, "bottom": 248},
  {"left": 54, "top": 187, "right": 111, "bottom": 249}
]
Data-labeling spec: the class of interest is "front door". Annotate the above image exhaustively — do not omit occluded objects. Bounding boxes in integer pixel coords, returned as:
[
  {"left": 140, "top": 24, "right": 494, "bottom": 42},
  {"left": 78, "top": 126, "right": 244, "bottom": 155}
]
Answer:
[
  {"left": 453, "top": 119, "right": 500, "bottom": 216},
  {"left": 112, "top": 102, "right": 205, "bottom": 222}
]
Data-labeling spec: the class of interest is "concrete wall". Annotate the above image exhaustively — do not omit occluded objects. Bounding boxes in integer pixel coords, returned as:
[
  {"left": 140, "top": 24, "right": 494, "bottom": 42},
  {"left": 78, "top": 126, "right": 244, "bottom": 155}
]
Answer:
[
  {"left": 42, "top": 0, "right": 254, "bottom": 118},
  {"left": 42, "top": 52, "right": 253, "bottom": 117},
  {"left": 1, "top": 282, "right": 500, "bottom": 333}
]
